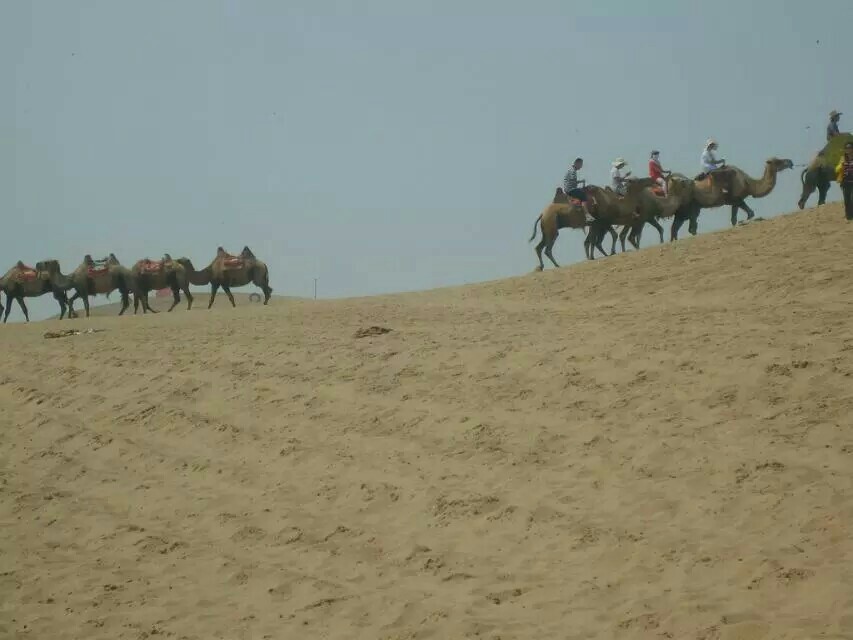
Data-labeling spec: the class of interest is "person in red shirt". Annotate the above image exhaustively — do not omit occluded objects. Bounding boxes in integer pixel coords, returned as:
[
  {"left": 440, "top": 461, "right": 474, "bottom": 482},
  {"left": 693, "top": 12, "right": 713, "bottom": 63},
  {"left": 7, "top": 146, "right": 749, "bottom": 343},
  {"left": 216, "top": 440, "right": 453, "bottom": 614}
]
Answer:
[{"left": 648, "top": 150, "right": 671, "bottom": 197}]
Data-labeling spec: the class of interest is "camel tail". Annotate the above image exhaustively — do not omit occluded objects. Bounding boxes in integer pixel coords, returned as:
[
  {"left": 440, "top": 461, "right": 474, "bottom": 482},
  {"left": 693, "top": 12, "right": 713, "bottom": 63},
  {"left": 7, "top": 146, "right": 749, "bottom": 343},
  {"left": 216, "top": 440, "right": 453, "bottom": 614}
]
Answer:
[
  {"left": 800, "top": 168, "right": 807, "bottom": 186},
  {"left": 529, "top": 214, "right": 542, "bottom": 243}
]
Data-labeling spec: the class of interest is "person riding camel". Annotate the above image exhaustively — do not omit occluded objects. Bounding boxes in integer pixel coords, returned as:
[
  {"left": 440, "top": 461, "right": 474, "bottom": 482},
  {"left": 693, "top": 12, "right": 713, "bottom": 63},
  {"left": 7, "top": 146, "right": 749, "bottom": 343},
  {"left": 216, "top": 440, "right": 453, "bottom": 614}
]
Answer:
[
  {"left": 700, "top": 139, "right": 730, "bottom": 194},
  {"left": 610, "top": 158, "right": 631, "bottom": 196},
  {"left": 648, "top": 150, "right": 671, "bottom": 197},
  {"left": 827, "top": 110, "right": 842, "bottom": 142},
  {"left": 562, "top": 157, "right": 595, "bottom": 219}
]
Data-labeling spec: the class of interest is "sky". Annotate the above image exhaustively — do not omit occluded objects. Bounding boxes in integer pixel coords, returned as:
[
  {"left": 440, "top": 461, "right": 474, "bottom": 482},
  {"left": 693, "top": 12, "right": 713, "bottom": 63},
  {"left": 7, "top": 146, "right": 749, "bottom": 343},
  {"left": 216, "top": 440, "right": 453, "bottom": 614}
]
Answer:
[{"left": 3, "top": 0, "right": 852, "bottom": 321}]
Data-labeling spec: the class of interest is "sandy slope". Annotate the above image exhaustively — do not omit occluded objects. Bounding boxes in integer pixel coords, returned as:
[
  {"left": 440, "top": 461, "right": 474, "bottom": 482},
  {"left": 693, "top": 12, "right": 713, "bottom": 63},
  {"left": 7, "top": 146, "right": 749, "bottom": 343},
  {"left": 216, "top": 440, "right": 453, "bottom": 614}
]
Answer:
[{"left": 2, "top": 204, "right": 853, "bottom": 640}]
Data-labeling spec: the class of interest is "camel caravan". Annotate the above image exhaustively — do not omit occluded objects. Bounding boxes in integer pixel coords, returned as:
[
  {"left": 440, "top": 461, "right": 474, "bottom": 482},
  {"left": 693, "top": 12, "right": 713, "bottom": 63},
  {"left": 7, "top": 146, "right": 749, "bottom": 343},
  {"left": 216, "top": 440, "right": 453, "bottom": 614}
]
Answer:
[
  {"left": 530, "top": 118, "right": 853, "bottom": 271},
  {"left": 530, "top": 149, "right": 796, "bottom": 271},
  {"left": 0, "top": 246, "right": 273, "bottom": 324}
]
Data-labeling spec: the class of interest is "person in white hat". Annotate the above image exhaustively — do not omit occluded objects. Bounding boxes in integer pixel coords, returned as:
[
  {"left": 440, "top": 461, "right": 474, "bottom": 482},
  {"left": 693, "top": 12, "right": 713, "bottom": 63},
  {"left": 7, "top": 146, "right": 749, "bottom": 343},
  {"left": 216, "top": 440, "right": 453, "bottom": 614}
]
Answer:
[
  {"left": 610, "top": 157, "right": 631, "bottom": 196},
  {"left": 827, "top": 110, "right": 842, "bottom": 142},
  {"left": 700, "top": 139, "right": 730, "bottom": 193}
]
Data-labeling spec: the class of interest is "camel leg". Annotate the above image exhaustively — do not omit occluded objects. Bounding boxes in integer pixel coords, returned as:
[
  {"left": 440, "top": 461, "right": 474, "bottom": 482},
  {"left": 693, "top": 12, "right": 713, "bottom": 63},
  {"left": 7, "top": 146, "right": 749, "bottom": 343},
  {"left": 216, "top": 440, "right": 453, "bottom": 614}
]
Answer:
[
  {"left": 208, "top": 283, "right": 220, "bottom": 309},
  {"left": 619, "top": 226, "right": 630, "bottom": 252},
  {"left": 687, "top": 210, "right": 699, "bottom": 235},
  {"left": 184, "top": 286, "right": 193, "bottom": 310},
  {"left": 543, "top": 234, "right": 560, "bottom": 268},
  {"left": 118, "top": 289, "right": 129, "bottom": 316},
  {"left": 66, "top": 291, "right": 80, "bottom": 319},
  {"left": 627, "top": 224, "right": 642, "bottom": 250},
  {"left": 3, "top": 294, "right": 13, "bottom": 323},
  {"left": 646, "top": 218, "right": 663, "bottom": 244},
  {"left": 818, "top": 183, "right": 829, "bottom": 206},
  {"left": 168, "top": 285, "right": 180, "bottom": 312},
  {"left": 16, "top": 296, "right": 30, "bottom": 322},
  {"left": 534, "top": 238, "right": 547, "bottom": 270},
  {"left": 671, "top": 214, "right": 685, "bottom": 241},
  {"left": 592, "top": 226, "right": 604, "bottom": 258},
  {"left": 740, "top": 200, "right": 755, "bottom": 221},
  {"left": 54, "top": 291, "right": 67, "bottom": 320},
  {"left": 222, "top": 284, "right": 236, "bottom": 307},
  {"left": 253, "top": 270, "right": 272, "bottom": 305}
]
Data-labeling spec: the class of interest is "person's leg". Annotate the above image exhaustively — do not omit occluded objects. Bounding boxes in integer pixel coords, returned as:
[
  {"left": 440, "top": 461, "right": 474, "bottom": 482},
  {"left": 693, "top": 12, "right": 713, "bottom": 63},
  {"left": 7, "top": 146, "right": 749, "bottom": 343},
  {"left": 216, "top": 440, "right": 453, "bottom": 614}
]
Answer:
[
  {"left": 656, "top": 176, "right": 668, "bottom": 197},
  {"left": 844, "top": 183, "right": 853, "bottom": 220}
]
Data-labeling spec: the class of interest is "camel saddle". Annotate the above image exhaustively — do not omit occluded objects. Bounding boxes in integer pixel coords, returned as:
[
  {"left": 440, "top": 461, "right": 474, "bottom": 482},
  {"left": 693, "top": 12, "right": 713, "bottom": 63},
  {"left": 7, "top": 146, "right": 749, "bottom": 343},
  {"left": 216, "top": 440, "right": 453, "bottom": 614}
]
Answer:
[
  {"left": 137, "top": 258, "right": 170, "bottom": 274},
  {"left": 87, "top": 258, "right": 110, "bottom": 278},
  {"left": 222, "top": 253, "right": 244, "bottom": 269},
  {"left": 14, "top": 262, "right": 38, "bottom": 281}
]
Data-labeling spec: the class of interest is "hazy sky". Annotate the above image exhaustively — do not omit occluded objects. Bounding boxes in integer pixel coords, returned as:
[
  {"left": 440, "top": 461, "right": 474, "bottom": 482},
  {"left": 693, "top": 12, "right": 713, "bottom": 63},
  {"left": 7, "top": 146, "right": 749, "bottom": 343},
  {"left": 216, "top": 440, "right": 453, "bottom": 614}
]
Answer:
[{"left": 4, "top": 0, "right": 852, "bottom": 321}]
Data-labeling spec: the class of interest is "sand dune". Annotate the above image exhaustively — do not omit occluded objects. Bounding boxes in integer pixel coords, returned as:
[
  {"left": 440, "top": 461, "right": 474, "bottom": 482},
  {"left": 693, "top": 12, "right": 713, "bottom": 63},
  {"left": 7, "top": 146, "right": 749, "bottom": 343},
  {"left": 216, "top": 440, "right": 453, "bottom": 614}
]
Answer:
[{"left": 3, "top": 204, "right": 853, "bottom": 639}]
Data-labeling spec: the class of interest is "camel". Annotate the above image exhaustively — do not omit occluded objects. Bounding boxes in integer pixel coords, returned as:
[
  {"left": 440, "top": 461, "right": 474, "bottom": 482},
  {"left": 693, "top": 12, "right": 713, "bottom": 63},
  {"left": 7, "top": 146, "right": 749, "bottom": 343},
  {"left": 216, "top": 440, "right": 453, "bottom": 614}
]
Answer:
[
  {"left": 529, "top": 187, "right": 619, "bottom": 270},
  {"left": 131, "top": 254, "right": 194, "bottom": 313},
  {"left": 66, "top": 254, "right": 138, "bottom": 318},
  {"left": 175, "top": 246, "right": 272, "bottom": 308},
  {"left": 798, "top": 133, "right": 853, "bottom": 209},
  {"left": 580, "top": 178, "right": 658, "bottom": 258},
  {"left": 587, "top": 176, "right": 696, "bottom": 253},
  {"left": 0, "top": 260, "right": 70, "bottom": 323},
  {"left": 670, "top": 157, "right": 794, "bottom": 241}
]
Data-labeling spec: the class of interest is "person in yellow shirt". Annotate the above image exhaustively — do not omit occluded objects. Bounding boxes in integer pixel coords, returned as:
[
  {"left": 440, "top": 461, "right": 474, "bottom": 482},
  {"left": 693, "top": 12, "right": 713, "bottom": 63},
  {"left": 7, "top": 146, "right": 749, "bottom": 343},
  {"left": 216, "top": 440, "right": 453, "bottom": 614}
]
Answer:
[{"left": 834, "top": 141, "right": 853, "bottom": 220}]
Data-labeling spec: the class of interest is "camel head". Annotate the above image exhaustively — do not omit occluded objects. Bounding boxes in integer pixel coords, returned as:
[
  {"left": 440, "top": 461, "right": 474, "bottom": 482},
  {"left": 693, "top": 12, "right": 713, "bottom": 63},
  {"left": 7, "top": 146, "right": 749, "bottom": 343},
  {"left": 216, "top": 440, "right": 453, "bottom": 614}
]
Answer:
[{"left": 766, "top": 157, "right": 794, "bottom": 173}]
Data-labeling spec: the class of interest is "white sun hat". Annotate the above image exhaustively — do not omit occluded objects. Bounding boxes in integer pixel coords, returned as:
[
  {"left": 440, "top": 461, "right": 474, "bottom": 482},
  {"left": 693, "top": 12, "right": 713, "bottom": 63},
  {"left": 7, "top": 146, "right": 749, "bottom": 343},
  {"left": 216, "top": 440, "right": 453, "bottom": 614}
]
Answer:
[
  {"left": 705, "top": 138, "right": 718, "bottom": 148},
  {"left": 611, "top": 157, "right": 627, "bottom": 167}
]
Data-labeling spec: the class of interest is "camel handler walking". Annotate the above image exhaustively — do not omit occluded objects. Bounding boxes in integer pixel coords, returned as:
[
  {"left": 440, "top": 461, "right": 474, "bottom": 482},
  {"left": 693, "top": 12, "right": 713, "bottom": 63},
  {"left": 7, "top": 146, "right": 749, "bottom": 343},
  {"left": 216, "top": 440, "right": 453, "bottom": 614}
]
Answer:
[
  {"left": 835, "top": 140, "right": 853, "bottom": 220},
  {"left": 648, "top": 150, "right": 671, "bottom": 197}
]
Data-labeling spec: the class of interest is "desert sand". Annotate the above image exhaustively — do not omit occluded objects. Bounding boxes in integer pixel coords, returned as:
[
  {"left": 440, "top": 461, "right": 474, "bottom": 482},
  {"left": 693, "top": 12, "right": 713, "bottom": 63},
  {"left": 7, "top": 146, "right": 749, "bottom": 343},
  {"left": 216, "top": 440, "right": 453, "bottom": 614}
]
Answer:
[{"left": 2, "top": 204, "right": 853, "bottom": 640}]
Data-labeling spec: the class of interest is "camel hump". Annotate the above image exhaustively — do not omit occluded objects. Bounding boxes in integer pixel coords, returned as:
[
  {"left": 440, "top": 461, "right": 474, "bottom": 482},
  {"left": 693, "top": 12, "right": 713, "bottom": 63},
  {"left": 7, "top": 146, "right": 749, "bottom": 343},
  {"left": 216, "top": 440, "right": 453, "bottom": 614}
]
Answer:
[
  {"left": 241, "top": 246, "right": 256, "bottom": 259},
  {"left": 163, "top": 253, "right": 172, "bottom": 261}
]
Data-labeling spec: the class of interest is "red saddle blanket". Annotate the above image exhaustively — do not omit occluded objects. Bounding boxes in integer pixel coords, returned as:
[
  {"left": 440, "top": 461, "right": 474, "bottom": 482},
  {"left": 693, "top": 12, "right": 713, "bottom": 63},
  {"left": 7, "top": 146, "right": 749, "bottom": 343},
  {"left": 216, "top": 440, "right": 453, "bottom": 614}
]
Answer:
[
  {"left": 87, "top": 266, "right": 109, "bottom": 277},
  {"left": 138, "top": 259, "right": 166, "bottom": 274},
  {"left": 17, "top": 266, "right": 38, "bottom": 281}
]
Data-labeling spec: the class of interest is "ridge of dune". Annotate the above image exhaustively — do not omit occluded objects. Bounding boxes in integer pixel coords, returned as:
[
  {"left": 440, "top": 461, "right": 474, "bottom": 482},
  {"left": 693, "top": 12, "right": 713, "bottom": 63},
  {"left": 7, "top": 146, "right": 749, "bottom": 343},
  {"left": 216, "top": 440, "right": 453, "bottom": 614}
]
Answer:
[{"left": 2, "top": 203, "right": 853, "bottom": 639}]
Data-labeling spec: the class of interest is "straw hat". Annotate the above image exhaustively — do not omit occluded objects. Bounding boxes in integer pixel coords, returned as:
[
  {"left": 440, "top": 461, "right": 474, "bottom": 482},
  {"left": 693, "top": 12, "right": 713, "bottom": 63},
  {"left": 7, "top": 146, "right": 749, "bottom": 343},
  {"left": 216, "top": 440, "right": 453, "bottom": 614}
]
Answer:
[
  {"left": 830, "top": 110, "right": 842, "bottom": 118},
  {"left": 705, "top": 138, "right": 717, "bottom": 149},
  {"left": 612, "top": 157, "right": 627, "bottom": 168}
]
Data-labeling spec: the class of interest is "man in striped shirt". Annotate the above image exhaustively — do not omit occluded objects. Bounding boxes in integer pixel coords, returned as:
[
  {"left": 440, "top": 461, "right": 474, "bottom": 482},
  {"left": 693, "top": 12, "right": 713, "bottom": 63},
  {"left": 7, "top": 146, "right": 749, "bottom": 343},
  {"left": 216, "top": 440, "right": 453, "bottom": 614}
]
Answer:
[
  {"left": 562, "top": 157, "right": 594, "bottom": 218},
  {"left": 563, "top": 158, "right": 585, "bottom": 193}
]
